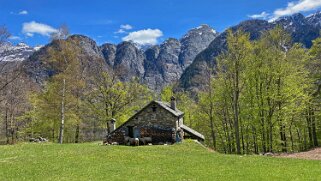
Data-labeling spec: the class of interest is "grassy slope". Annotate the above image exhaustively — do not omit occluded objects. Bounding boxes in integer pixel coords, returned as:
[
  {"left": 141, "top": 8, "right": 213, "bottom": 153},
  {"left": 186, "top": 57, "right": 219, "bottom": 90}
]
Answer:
[{"left": 0, "top": 140, "right": 320, "bottom": 181}]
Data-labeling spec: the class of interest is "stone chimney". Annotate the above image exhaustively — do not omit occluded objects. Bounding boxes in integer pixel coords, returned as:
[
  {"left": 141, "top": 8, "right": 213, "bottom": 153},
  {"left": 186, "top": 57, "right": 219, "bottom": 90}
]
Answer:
[
  {"left": 170, "top": 96, "right": 176, "bottom": 110},
  {"left": 109, "top": 118, "right": 116, "bottom": 133}
]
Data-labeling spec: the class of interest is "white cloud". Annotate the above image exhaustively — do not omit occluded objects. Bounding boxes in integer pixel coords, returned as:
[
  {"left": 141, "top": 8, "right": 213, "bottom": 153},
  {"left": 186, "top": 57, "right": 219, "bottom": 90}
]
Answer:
[
  {"left": 122, "top": 29, "right": 163, "bottom": 45},
  {"left": 22, "top": 21, "right": 58, "bottom": 37},
  {"left": 115, "top": 29, "right": 126, "bottom": 34},
  {"left": 271, "top": 0, "right": 321, "bottom": 21},
  {"left": 120, "top": 24, "right": 133, "bottom": 30},
  {"left": 248, "top": 12, "right": 270, "bottom": 19},
  {"left": 18, "top": 10, "right": 28, "bottom": 15},
  {"left": 26, "top": 32, "right": 34, "bottom": 37},
  {"left": 8, "top": 36, "right": 21, "bottom": 40},
  {"left": 115, "top": 24, "right": 133, "bottom": 34}
]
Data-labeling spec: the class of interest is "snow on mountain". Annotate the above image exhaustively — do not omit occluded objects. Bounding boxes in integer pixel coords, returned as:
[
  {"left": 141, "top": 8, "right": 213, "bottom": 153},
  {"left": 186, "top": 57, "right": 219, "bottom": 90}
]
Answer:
[{"left": 0, "top": 43, "right": 42, "bottom": 62}]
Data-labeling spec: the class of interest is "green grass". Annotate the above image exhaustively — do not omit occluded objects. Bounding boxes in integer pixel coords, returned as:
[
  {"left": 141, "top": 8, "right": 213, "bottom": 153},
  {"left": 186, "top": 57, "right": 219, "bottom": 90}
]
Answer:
[{"left": 0, "top": 140, "right": 321, "bottom": 181}]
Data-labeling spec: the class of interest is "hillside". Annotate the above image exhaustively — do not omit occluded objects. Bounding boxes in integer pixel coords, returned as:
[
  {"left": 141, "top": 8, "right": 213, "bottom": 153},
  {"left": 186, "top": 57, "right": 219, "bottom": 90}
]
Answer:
[{"left": 0, "top": 141, "right": 320, "bottom": 180}]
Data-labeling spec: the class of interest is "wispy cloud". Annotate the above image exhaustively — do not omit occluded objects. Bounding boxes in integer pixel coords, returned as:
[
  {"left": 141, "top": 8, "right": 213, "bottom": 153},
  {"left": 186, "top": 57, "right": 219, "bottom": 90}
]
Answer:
[
  {"left": 250, "top": 0, "right": 321, "bottom": 22},
  {"left": 22, "top": 21, "right": 58, "bottom": 37},
  {"left": 18, "top": 10, "right": 28, "bottom": 15},
  {"left": 248, "top": 12, "right": 269, "bottom": 19},
  {"left": 115, "top": 24, "right": 133, "bottom": 34},
  {"left": 8, "top": 35, "right": 21, "bottom": 40},
  {"left": 122, "top": 28, "right": 163, "bottom": 45},
  {"left": 10, "top": 10, "right": 28, "bottom": 15},
  {"left": 120, "top": 24, "right": 133, "bottom": 30},
  {"left": 115, "top": 29, "right": 126, "bottom": 34},
  {"left": 272, "top": 0, "right": 321, "bottom": 20}
]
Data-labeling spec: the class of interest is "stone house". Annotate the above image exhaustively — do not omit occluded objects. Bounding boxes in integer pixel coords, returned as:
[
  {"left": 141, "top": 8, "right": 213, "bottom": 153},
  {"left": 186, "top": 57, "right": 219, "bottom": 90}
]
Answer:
[{"left": 105, "top": 96, "right": 205, "bottom": 145}]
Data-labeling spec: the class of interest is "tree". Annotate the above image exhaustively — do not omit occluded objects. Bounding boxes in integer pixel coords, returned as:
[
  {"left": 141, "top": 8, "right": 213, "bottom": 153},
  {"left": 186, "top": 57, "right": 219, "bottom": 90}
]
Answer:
[
  {"left": 305, "top": 37, "right": 321, "bottom": 148},
  {"left": 0, "top": 26, "right": 21, "bottom": 93},
  {"left": 215, "top": 30, "right": 252, "bottom": 154},
  {"left": 87, "top": 69, "right": 151, "bottom": 134},
  {"left": 196, "top": 27, "right": 313, "bottom": 154},
  {"left": 50, "top": 25, "right": 70, "bottom": 144},
  {"left": 28, "top": 25, "right": 83, "bottom": 143}
]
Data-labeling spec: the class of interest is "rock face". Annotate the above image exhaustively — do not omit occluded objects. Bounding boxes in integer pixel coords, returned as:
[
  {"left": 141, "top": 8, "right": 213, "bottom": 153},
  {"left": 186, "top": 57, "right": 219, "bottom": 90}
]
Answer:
[
  {"left": 100, "top": 43, "right": 116, "bottom": 67},
  {"left": 22, "top": 24, "right": 218, "bottom": 91},
  {"left": 8, "top": 12, "right": 321, "bottom": 92},
  {"left": 114, "top": 41, "right": 145, "bottom": 81},
  {"left": 306, "top": 11, "right": 321, "bottom": 28},
  {"left": 274, "top": 13, "right": 320, "bottom": 48},
  {"left": 143, "top": 25, "right": 218, "bottom": 90},
  {"left": 179, "top": 24, "right": 218, "bottom": 68},
  {"left": 179, "top": 12, "right": 321, "bottom": 92}
]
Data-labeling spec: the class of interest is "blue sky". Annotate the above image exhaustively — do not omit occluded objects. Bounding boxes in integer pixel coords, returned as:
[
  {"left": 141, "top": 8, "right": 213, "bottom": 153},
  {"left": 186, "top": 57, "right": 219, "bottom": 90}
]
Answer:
[{"left": 1, "top": 0, "right": 321, "bottom": 46}]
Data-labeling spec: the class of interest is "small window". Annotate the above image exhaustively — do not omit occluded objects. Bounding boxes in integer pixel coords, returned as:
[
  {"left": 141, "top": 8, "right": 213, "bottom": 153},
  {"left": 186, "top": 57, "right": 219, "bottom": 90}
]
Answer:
[{"left": 152, "top": 105, "right": 157, "bottom": 112}]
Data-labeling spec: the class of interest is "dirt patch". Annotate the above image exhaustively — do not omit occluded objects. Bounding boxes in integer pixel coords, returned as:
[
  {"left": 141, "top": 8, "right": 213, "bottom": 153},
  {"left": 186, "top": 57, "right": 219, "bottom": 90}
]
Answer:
[{"left": 277, "top": 148, "right": 321, "bottom": 160}]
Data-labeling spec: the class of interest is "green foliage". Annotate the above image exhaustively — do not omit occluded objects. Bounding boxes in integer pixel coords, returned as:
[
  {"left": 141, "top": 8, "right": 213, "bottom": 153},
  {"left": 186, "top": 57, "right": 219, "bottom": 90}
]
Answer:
[
  {"left": 23, "top": 80, "right": 80, "bottom": 141},
  {"left": 196, "top": 27, "right": 318, "bottom": 154},
  {"left": 86, "top": 72, "right": 152, "bottom": 130}
]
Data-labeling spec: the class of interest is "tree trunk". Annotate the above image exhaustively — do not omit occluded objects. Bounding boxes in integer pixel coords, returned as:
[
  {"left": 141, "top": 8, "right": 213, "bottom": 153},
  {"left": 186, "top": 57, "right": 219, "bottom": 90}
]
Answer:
[
  {"left": 303, "top": 128, "right": 308, "bottom": 150},
  {"left": 296, "top": 128, "right": 302, "bottom": 151},
  {"left": 240, "top": 117, "right": 245, "bottom": 154},
  {"left": 209, "top": 118, "right": 216, "bottom": 149},
  {"left": 105, "top": 102, "right": 110, "bottom": 135},
  {"left": 224, "top": 116, "right": 232, "bottom": 153},
  {"left": 58, "top": 78, "right": 66, "bottom": 144},
  {"left": 11, "top": 128, "right": 15, "bottom": 145},
  {"left": 93, "top": 122, "right": 97, "bottom": 141},
  {"left": 233, "top": 63, "right": 241, "bottom": 154},
  {"left": 280, "top": 123, "right": 287, "bottom": 152},
  {"left": 310, "top": 108, "right": 318, "bottom": 147},
  {"left": 306, "top": 109, "right": 313, "bottom": 148},
  {"left": 52, "top": 128, "right": 55, "bottom": 142},
  {"left": 290, "top": 123, "right": 294, "bottom": 152},
  {"left": 5, "top": 106, "right": 9, "bottom": 144},
  {"left": 75, "top": 124, "right": 80, "bottom": 143},
  {"left": 252, "top": 126, "right": 258, "bottom": 154},
  {"left": 209, "top": 101, "right": 216, "bottom": 149},
  {"left": 269, "top": 122, "right": 273, "bottom": 152},
  {"left": 261, "top": 116, "right": 266, "bottom": 153}
]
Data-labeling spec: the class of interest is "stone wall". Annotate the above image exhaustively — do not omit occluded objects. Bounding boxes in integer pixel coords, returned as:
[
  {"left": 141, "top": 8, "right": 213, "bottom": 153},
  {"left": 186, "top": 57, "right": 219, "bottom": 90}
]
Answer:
[{"left": 106, "top": 102, "right": 181, "bottom": 145}]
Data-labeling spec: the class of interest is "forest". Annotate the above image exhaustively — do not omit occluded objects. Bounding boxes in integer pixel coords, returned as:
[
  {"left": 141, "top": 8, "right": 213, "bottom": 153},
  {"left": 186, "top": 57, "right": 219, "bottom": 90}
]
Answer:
[{"left": 0, "top": 25, "right": 321, "bottom": 154}]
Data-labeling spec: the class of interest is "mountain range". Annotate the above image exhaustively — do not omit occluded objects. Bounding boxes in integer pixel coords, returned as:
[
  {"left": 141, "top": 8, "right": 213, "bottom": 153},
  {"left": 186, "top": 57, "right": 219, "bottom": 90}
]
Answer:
[{"left": 2, "top": 11, "right": 321, "bottom": 92}]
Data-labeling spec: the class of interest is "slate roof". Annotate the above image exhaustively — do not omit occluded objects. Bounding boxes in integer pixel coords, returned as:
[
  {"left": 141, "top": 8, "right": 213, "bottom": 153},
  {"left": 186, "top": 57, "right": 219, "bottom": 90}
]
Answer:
[
  {"left": 180, "top": 124, "right": 205, "bottom": 141},
  {"left": 154, "top": 101, "right": 184, "bottom": 117}
]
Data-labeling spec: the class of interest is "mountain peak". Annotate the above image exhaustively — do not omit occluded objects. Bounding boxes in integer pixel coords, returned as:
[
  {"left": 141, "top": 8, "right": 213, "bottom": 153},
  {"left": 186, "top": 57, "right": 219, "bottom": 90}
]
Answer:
[
  {"left": 182, "top": 24, "right": 218, "bottom": 40},
  {"left": 16, "top": 42, "right": 29, "bottom": 48},
  {"left": 0, "top": 42, "right": 36, "bottom": 62},
  {"left": 307, "top": 10, "right": 321, "bottom": 18},
  {"left": 306, "top": 11, "right": 321, "bottom": 27}
]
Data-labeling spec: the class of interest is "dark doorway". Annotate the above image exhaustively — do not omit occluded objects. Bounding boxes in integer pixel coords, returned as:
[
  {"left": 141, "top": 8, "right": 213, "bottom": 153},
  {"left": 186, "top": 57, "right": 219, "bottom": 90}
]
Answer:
[{"left": 128, "top": 126, "right": 134, "bottom": 138}]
